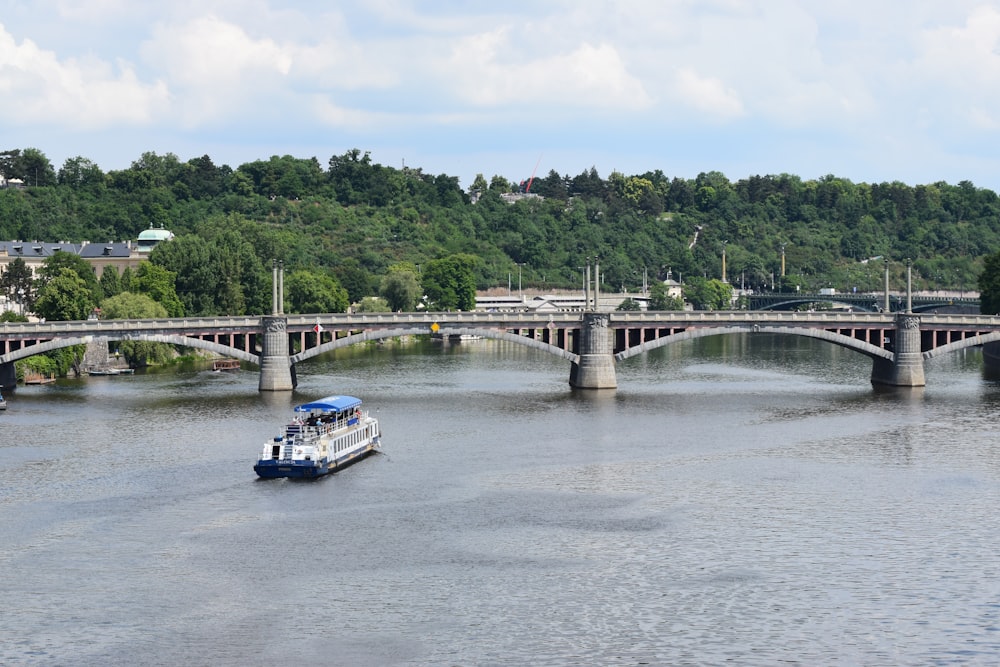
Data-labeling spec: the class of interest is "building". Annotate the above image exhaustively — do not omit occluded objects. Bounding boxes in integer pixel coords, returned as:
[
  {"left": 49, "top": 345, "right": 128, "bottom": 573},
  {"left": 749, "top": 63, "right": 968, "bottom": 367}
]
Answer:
[
  {"left": 136, "top": 226, "right": 175, "bottom": 254},
  {"left": 0, "top": 240, "right": 146, "bottom": 281}
]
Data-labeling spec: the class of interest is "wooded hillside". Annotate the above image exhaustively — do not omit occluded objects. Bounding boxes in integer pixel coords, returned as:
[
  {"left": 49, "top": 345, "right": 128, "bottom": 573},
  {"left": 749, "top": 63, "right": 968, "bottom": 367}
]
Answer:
[{"left": 1, "top": 147, "right": 993, "bottom": 316}]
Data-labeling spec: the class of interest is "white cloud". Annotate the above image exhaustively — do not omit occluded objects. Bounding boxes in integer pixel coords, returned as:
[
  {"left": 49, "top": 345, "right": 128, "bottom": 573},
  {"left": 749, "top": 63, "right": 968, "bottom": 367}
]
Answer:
[
  {"left": 0, "top": 24, "right": 168, "bottom": 128},
  {"left": 674, "top": 68, "right": 744, "bottom": 120},
  {"left": 4, "top": 1, "right": 1000, "bottom": 188},
  {"left": 913, "top": 5, "right": 1000, "bottom": 128},
  {"left": 138, "top": 15, "right": 295, "bottom": 125},
  {"left": 446, "top": 27, "right": 651, "bottom": 111}
]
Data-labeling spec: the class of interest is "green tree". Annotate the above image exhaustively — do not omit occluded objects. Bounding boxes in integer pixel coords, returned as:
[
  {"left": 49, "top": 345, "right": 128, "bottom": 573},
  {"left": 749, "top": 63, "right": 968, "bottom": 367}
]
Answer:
[
  {"left": 100, "top": 292, "right": 174, "bottom": 366},
  {"left": 617, "top": 297, "right": 642, "bottom": 311},
  {"left": 648, "top": 281, "right": 669, "bottom": 310},
  {"left": 1, "top": 257, "right": 35, "bottom": 312},
  {"left": 284, "top": 270, "right": 349, "bottom": 313},
  {"left": 469, "top": 173, "right": 489, "bottom": 197},
  {"left": 355, "top": 296, "right": 390, "bottom": 312},
  {"left": 380, "top": 263, "right": 421, "bottom": 311},
  {"left": 100, "top": 291, "right": 168, "bottom": 319},
  {"left": 978, "top": 250, "right": 1000, "bottom": 314},
  {"left": 99, "top": 266, "right": 122, "bottom": 299},
  {"left": 647, "top": 281, "right": 684, "bottom": 310},
  {"left": 38, "top": 251, "right": 102, "bottom": 302},
  {"left": 684, "top": 277, "right": 733, "bottom": 310},
  {"left": 421, "top": 254, "right": 478, "bottom": 311},
  {"left": 0, "top": 147, "right": 56, "bottom": 185},
  {"left": 120, "top": 266, "right": 135, "bottom": 293},
  {"left": 33, "top": 267, "right": 96, "bottom": 321},
  {"left": 133, "top": 262, "right": 184, "bottom": 316},
  {"left": 58, "top": 156, "right": 105, "bottom": 189}
]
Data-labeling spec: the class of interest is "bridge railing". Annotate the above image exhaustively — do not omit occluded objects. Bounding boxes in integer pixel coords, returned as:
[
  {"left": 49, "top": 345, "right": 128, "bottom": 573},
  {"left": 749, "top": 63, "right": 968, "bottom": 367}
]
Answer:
[{"left": 3, "top": 310, "right": 1000, "bottom": 338}]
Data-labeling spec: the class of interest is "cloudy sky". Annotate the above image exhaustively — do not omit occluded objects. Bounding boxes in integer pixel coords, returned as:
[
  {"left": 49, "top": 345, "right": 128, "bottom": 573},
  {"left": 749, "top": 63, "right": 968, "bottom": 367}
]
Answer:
[{"left": 3, "top": 1, "right": 1000, "bottom": 190}]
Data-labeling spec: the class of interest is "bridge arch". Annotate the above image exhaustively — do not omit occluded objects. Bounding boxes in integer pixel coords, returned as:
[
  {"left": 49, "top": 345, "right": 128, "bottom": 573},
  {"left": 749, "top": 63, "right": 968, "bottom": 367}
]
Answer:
[
  {"left": 0, "top": 334, "right": 259, "bottom": 365},
  {"left": 753, "top": 298, "right": 882, "bottom": 313},
  {"left": 922, "top": 331, "right": 1000, "bottom": 360},
  {"left": 615, "top": 325, "right": 892, "bottom": 362},
  {"left": 291, "top": 326, "right": 578, "bottom": 364}
]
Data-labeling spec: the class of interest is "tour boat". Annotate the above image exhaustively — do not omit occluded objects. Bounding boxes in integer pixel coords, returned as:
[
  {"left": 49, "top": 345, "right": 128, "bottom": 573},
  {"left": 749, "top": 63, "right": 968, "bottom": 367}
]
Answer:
[{"left": 254, "top": 394, "right": 381, "bottom": 479}]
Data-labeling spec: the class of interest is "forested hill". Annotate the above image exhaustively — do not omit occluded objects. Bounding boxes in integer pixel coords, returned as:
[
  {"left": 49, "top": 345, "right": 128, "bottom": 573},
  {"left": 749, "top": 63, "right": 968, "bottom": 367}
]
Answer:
[{"left": 1, "top": 146, "right": 994, "bottom": 313}]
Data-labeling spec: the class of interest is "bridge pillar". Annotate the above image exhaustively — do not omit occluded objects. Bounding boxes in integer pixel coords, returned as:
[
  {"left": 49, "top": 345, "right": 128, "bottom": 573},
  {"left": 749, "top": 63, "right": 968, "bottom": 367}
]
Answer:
[
  {"left": 258, "top": 316, "right": 295, "bottom": 392},
  {"left": 0, "top": 361, "right": 15, "bottom": 390},
  {"left": 569, "top": 312, "right": 617, "bottom": 389},
  {"left": 871, "top": 313, "right": 925, "bottom": 387},
  {"left": 983, "top": 341, "right": 1000, "bottom": 380}
]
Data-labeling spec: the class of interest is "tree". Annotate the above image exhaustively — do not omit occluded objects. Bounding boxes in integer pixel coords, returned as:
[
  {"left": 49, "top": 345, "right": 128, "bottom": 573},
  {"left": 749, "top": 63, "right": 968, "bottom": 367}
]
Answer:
[
  {"left": 380, "top": 263, "right": 421, "bottom": 311},
  {"left": 684, "top": 277, "right": 733, "bottom": 310},
  {"left": 284, "top": 270, "right": 349, "bottom": 313},
  {"left": 469, "top": 173, "right": 489, "bottom": 196},
  {"left": 647, "top": 281, "right": 683, "bottom": 310},
  {"left": 38, "top": 251, "right": 102, "bottom": 302},
  {"left": 120, "top": 266, "right": 135, "bottom": 293},
  {"left": 978, "top": 250, "right": 1000, "bottom": 314},
  {"left": 58, "top": 156, "right": 105, "bottom": 189},
  {"left": 99, "top": 292, "right": 173, "bottom": 366},
  {"left": 33, "top": 268, "right": 95, "bottom": 321},
  {"left": 0, "top": 148, "right": 56, "bottom": 185},
  {"left": 1, "top": 257, "right": 35, "bottom": 312},
  {"left": 133, "top": 262, "right": 184, "bottom": 316},
  {"left": 617, "top": 297, "right": 642, "bottom": 311},
  {"left": 421, "top": 254, "right": 478, "bottom": 311},
  {"left": 99, "top": 266, "right": 122, "bottom": 299},
  {"left": 489, "top": 175, "right": 513, "bottom": 192}
]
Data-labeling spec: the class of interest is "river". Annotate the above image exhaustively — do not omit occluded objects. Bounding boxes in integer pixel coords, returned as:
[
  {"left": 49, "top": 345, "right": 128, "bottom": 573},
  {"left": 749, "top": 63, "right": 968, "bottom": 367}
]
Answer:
[{"left": 1, "top": 335, "right": 999, "bottom": 666}]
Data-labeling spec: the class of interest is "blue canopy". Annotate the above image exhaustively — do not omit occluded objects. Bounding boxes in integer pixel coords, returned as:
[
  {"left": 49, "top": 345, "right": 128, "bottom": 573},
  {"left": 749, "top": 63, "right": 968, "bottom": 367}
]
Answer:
[{"left": 295, "top": 395, "right": 362, "bottom": 413}]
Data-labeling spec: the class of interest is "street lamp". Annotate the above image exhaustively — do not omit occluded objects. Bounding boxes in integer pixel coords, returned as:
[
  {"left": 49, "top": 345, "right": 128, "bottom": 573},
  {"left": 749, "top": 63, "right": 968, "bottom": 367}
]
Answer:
[
  {"left": 906, "top": 258, "right": 913, "bottom": 313},
  {"left": 17, "top": 287, "right": 25, "bottom": 316},
  {"left": 721, "top": 240, "right": 728, "bottom": 283},
  {"left": 516, "top": 263, "right": 524, "bottom": 297}
]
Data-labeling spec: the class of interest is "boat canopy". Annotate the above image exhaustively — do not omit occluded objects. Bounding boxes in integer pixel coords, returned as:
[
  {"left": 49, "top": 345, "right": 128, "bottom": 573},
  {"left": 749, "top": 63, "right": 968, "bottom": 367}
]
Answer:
[{"left": 295, "top": 395, "right": 362, "bottom": 413}]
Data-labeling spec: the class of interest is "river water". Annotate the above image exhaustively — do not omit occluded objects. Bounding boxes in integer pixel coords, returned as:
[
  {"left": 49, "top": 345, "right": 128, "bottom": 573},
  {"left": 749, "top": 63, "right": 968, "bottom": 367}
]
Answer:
[{"left": 1, "top": 335, "right": 999, "bottom": 666}]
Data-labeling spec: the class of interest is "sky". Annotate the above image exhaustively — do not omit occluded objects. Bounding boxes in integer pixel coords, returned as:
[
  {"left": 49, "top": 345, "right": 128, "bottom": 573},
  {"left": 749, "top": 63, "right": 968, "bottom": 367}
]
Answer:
[{"left": 4, "top": 1, "right": 1000, "bottom": 191}]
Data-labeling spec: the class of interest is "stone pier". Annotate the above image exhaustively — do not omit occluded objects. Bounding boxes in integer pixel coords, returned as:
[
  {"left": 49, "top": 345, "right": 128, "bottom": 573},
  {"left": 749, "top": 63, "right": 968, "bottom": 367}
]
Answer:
[
  {"left": 258, "top": 316, "right": 295, "bottom": 391},
  {"left": 0, "top": 361, "right": 15, "bottom": 390},
  {"left": 569, "top": 312, "right": 617, "bottom": 389},
  {"left": 983, "top": 341, "right": 1000, "bottom": 380},
  {"left": 871, "top": 313, "right": 925, "bottom": 387}
]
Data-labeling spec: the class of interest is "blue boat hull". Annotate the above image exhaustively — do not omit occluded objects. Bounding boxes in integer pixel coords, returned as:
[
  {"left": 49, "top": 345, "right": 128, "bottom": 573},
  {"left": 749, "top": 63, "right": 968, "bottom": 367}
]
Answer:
[
  {"left": 254, "top": 443, "right": 377, "bottom": 480},
  {"left": 253, "top": 460, "right": 329, "bottom": 479}
]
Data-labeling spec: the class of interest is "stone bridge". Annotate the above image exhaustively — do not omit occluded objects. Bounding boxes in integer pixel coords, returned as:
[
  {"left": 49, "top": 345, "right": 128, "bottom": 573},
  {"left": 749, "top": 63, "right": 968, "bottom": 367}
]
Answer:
[{"left": 3, "top": 311, "right": 1000, "bottom": 391}]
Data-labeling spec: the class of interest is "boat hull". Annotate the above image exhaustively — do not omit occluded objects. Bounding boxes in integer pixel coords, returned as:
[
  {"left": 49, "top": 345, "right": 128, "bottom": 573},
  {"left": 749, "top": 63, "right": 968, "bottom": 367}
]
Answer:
[
  {"left": 254, "top": 394, "right": 381, "bottom": 479},
  {"left": 254, "top": 442, "right": 378, "bottom": 479}
]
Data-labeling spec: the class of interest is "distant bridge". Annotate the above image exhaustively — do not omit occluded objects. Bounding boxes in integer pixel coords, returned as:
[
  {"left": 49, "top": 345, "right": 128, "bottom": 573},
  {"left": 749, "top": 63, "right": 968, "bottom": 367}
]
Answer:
[
  {"left": 747, "top": 292, "right": 980, "bottom": 313},
  {"left": 4, "top": 310, "right": 1000, "bottom": 391}
]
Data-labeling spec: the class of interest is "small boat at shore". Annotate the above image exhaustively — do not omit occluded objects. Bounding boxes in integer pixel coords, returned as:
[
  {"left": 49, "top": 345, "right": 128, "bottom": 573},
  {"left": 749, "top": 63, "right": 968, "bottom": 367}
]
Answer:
[
  {"left": 212, "top": 358, "right": 240, "bottom": 371},
  {"left": 86, "top": 367, "right": 134, "bottom": 376},
  {"left": 254, "top": 395, "right": 381, "bottom": 479}
]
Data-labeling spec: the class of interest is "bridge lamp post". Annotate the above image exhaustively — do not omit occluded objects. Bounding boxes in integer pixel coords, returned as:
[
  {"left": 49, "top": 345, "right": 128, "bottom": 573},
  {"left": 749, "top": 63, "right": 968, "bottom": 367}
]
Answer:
[
  {"left": 906, "top": 258, "right": 913, "bottom": 313},
  {"left": 883, "top": 258, "right": 890, "bottom": 312},
  {"left": 721, "top": 241, "right": 728, "bottom": 283}
]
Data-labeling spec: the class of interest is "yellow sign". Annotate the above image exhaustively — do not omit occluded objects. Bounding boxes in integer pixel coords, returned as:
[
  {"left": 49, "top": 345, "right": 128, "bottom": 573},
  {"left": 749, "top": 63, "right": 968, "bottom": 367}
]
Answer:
[{"left": 431, "top": 322, "right": 440, "bottom": 332}]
